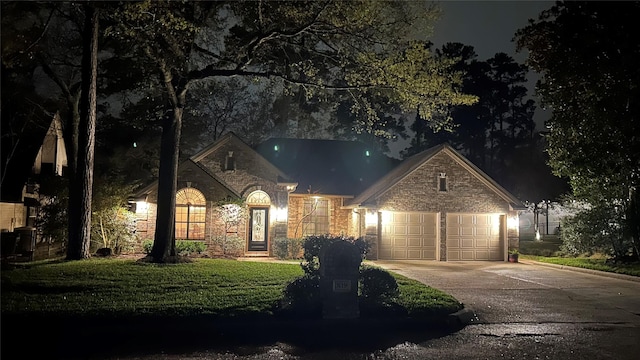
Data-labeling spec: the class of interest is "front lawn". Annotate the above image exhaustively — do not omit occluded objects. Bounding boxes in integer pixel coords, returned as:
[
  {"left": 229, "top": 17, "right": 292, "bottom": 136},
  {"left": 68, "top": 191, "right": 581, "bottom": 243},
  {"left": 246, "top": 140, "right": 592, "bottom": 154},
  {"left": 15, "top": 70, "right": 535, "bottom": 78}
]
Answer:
[
  {"left": 1, "top": 258, "right": 461, "bottom": 319},
  {"left": 521, "top": 255, "right": 640, "bottom": 277}
]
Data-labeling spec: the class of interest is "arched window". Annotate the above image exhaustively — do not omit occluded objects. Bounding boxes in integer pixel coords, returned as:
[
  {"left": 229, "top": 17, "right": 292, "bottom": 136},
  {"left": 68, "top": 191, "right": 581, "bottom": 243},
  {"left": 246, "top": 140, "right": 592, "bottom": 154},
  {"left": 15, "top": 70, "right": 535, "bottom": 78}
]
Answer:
[
  {"left": 246, "top": 190, "right": 270, "bottom": 205},
  {"left": 175, "top": 188, "right": 206, "bottom": 240}
]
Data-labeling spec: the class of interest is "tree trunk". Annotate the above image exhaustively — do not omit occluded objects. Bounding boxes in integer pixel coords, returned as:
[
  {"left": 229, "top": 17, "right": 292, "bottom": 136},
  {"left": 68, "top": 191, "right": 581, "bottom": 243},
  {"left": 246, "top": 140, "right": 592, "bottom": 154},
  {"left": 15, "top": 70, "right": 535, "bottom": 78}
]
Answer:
[
  {"left": 150, "top": 108, "right": 182, "bottom": 262},
  {"left": 67, "top": 4, "right": 98, "bottom": 260}
]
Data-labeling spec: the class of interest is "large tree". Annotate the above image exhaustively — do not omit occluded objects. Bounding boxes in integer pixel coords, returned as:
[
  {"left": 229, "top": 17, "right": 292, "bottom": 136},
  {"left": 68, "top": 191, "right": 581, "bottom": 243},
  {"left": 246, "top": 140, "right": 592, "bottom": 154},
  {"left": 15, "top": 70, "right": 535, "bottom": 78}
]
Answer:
[
  {"left": 66, "top": 3, "right": 99, "bottom": 259},
  {"left": 2, "top": 2, "right": 102, "bottom": 259},
  {"left": 516, "top": 1, "right": 640, "bottom": 259},
  {"left": 108, "top": 0, "right": 476, "bottom": 262}
]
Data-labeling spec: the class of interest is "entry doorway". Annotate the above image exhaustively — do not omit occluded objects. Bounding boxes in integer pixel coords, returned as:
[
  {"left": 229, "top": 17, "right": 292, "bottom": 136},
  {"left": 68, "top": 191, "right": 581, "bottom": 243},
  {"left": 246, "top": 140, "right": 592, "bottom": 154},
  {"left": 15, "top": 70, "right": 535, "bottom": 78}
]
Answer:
[{"left": 248, "top": 207, "right": 269, "bottom": 251}]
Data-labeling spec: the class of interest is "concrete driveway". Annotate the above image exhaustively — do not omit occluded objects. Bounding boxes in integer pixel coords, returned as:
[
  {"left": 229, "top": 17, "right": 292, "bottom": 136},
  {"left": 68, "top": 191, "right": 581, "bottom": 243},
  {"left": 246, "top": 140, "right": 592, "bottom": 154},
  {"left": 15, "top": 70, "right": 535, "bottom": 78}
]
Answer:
[{"left": 370, "top": 259, "right": 640, "bottom": 359}]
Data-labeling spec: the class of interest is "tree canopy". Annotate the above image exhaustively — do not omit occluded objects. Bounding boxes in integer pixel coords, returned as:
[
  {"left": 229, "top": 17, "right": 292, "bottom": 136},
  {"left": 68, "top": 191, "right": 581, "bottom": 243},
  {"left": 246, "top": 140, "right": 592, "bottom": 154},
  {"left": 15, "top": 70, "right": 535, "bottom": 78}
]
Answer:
[{"left": 515, "top": 1, "right": 640, "bottom": 259}]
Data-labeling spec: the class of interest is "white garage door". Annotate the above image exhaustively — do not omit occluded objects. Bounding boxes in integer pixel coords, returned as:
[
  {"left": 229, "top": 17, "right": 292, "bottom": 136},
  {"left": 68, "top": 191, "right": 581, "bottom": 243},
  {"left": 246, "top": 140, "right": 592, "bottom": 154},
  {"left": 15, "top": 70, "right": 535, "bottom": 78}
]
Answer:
[
  {"left": 446, "top": 214, "right": 503, "bottom": 261},
  {"left": 380, "top": 212, "right": 438, "bottom": 260}
]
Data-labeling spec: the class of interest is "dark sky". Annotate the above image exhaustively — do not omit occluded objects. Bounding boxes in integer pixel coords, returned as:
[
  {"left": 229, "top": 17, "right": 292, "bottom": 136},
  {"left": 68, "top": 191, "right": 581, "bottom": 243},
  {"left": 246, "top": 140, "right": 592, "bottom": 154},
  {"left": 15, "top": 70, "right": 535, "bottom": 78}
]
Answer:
[
  {"left": 389, "top": 1, "right": 554, "bottom": 157},
  {"left": 431, "top": 1, "right": 554, "bottom": 61},
  {"left": 432, "top": 0, "right": 554, "bottom": 124}
]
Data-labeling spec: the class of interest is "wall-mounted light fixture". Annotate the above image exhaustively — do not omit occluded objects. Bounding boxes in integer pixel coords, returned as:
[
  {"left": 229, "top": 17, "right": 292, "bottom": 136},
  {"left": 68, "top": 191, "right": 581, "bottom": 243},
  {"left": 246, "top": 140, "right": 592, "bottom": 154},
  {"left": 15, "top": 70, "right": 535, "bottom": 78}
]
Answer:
[
  {"left": 507, "top": 215, "right": 519, "bottom": 230},
  {"left": 135, "top": 201, "right": 149, "bottom": 214},
  {"left": 275, "top": 207, "right": 288, "bottom": 222},
  {"left": 365, "top": 210, "right": 377, "bottom": 226}
]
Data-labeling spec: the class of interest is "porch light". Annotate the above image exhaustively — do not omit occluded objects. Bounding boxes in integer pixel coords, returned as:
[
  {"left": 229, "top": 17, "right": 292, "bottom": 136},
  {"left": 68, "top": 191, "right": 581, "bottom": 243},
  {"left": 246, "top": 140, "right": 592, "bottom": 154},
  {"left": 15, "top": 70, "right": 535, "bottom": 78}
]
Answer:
[
  {"left": 507, "top": 216, "right": 519, "bottom": 230},
  {"left": 365, "top": 210, "right": 377, "bottom": 226},
  {"left": 135, "top": 201, "right": 149, "bottom": 214},
  {"left": 275, "top": 207, "right": 288, "bottom": 222},
  {"left": 380, "top": 210, "right": 392, "bottom": 224}
]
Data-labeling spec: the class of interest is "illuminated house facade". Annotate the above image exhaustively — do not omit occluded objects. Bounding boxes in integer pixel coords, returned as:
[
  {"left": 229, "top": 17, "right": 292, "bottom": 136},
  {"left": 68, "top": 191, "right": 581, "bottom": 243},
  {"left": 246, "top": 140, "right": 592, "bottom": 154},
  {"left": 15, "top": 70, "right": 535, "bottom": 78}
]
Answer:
[{"left": 132, "top": 132, "right": 524, "bottom": 261}]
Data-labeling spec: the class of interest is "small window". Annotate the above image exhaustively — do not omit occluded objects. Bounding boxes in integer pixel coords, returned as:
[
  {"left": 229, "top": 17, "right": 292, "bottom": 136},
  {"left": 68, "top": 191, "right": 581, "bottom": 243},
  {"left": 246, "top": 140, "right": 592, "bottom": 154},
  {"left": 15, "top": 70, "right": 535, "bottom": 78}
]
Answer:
[
  {"left": 438, "top": 173, "right": 447, "bottom": 192},
  {"left": 225, "top": 151, "right": 235, "bottom": 171}
]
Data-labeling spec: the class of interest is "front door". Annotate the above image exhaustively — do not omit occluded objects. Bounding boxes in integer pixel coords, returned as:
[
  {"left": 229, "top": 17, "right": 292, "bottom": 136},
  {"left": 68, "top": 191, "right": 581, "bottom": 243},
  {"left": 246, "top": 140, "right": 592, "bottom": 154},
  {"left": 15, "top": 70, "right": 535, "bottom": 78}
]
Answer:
[{"left": 248, "top": 207, "right": 269, "bottom": 251}]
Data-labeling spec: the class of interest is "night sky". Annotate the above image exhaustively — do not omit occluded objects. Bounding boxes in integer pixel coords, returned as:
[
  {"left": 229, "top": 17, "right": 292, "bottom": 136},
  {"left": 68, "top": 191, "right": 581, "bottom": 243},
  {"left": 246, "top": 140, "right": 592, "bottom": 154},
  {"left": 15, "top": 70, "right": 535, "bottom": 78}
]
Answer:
[
  {"left": 389, "top": 1, "right": 554, "bottom": 156},
  {"left": 433, "top": 0, "right": 554, "bottom": 124}
]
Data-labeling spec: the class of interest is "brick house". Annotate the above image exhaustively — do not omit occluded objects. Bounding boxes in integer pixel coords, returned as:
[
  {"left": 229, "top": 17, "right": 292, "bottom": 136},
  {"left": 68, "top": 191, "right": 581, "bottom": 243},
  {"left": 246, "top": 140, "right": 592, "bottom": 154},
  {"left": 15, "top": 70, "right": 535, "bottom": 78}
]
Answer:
[{"left": 132, "top": 132, "right": 524, "bottom": 261}]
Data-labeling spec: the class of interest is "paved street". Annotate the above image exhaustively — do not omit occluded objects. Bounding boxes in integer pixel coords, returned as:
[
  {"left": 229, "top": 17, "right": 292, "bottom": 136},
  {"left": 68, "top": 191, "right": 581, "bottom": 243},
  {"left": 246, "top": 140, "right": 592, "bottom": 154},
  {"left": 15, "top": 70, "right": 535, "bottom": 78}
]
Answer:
[{"left": 110, "top": 260, "right": 640, "bottom": 360}]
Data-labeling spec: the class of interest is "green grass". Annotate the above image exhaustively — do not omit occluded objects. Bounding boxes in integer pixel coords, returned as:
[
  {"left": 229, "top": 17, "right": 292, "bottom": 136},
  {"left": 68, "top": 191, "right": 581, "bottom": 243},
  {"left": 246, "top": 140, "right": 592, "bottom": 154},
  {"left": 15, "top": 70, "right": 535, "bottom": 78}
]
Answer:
[
  {"left": 521, "top": 255, "right": 640, "bottom": 277},
  {"left": 394, "top": 275, "right": 463, "bottom": 317},
  {"left": 1, "top": 258, "right": 461, "bottom": 319},
  {"left": 519, "top": 238, "right": 563, "bottom": 256}
]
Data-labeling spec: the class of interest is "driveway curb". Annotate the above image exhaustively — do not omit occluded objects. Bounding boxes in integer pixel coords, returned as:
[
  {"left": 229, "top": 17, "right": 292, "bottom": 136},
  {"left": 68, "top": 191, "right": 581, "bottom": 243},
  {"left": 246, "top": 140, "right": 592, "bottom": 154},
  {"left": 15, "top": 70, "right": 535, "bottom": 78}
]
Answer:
[
  {"left": 447, "top": 307, "right": 478, "bottom": 327},
  {"left": 519, "top": 259, "right": 640, "bottom": 283}
]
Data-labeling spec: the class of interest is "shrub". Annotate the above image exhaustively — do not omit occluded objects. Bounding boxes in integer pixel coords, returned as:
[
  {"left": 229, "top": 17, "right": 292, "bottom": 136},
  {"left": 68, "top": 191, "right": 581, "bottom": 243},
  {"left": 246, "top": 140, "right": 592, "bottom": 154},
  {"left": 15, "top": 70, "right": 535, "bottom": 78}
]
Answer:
[
  {"left": 142, "top": 240, "right": 153, "bottom": 254},
  {"left": 223, "top": 235, "right": 244, "bottom": 257},
  {"left": 359, "top": 265, "right": 399, "bottom": 304},
  {"left": 560, "top": 203, "right": 628, "bottom": 259},
  {"left": 210, "top": 235, "right": 244, "bottom": 257},
  {"left": 288, "top": 237, "right": 304, "bottom": 259},
  {"left": 141, "top": 240, "right": 206, "bottom": 256},
  {"left": 279, "top": 275, "right": 322, "bottom": 318},
  {"left": 273, "top": 238, "right": 289, "bottom": 260},
  {"left": 175, "top": 241, "right": 206, "bottom": 256},
  {"left": 273, "top": 238, "right": 304, "bottom": 260},
  {"left": 300, "top": 235, "right": 370, "bottom": 276},
  {"left": 91, "top": 207, "right": 138, "bottom": 254},
  {"left": 279, "top": 236, "right": 385, "bottom": 318}
]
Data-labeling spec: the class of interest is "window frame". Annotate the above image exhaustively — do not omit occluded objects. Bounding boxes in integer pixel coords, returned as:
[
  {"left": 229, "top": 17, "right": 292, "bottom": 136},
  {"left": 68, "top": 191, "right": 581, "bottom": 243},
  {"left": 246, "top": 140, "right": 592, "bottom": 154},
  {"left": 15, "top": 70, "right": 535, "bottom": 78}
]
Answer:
[
  {"left": 175, "top": 188, "right": 206, "bottom": 240},
  {"left": 302, "top": 198, "right": 330, "bottom": 236}
]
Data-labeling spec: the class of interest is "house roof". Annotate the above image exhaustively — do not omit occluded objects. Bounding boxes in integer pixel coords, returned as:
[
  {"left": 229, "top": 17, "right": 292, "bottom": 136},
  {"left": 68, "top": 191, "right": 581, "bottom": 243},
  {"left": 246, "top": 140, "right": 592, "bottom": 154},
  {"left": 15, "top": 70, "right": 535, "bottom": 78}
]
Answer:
[
  {"left": 191, "top": 132, "right": 294, "bottom": 185},
  {"left": 255, "top": 138, "right": 399, "bottom": 196},
  {"left": 347, "top": 143, "right": 526, "bottom": 210},
  {"left": 133, "top": 132, "right": 292, "bottom": 200},
  {"left": 132, "top": 159, "right": 240, "bottom": 200},
  {"left": 1, "top": 112, "right": 64, "bottom": 202}
]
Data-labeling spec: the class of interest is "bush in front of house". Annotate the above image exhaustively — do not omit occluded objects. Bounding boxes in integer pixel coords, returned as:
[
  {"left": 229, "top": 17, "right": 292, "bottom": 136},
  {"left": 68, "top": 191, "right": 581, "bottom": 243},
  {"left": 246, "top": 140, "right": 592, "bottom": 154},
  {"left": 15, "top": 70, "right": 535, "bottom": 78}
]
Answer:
[
  {"left": 210, "top": 235, "right": 244, "bottom": 257},
  {"left": 273, "top": 238, "right": 304, "bottom": 260},
  {"left": 300, "top": 235, "right": 371, "bottom": 276},
  {"left": 358, "top": 264, "right": 406, "bottom": 317},
  {"left": 223, "top": 235, "right": 244, "bottom": 257},
  {"left": 175, "top": 241, "right": 206, "bottom": 255},
  {"left": 141, "top": 240, "right": 206, "bottom": 256},
  {"left": 277, "top": 235, "right": 403, "bottom": 318},
  {"left": 142, "top": 239, "right": 153, "bottom": 254},
  {"left": 279, "top": 274, "right": 322, "bottom": 318},
  {"left": 359, "top": 265, "right": 399, "bottom": 302}
]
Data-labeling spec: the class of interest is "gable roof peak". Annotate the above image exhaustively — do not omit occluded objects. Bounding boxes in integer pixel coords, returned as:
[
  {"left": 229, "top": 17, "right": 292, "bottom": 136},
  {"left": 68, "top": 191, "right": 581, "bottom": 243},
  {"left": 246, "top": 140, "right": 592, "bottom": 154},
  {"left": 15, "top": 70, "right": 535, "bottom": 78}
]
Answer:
[{"left": 348, "top": 142, "right": 524, "bottom": 209}]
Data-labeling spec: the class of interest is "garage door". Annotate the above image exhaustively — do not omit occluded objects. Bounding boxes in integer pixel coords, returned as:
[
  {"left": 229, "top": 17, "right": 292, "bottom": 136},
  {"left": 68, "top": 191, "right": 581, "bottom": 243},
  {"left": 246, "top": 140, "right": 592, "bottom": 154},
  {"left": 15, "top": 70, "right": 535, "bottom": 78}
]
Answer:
[
  {"left": 446, "top": 214, "right": 503, "bottom": 261},
  {"left": 380, "top": 212, "right": 438, "bottom": 260}
]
